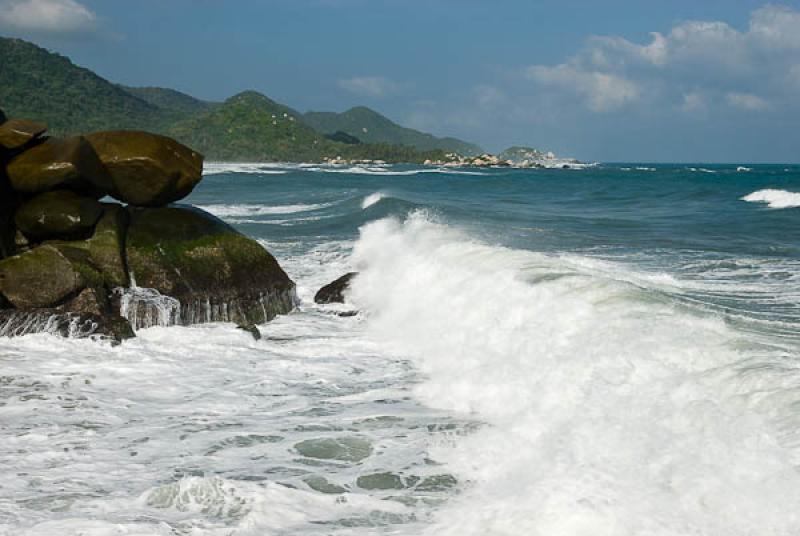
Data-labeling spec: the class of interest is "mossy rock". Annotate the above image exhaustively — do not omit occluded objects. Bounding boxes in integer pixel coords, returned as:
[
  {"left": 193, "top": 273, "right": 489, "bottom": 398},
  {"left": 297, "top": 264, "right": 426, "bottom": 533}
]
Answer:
[
  {"left": 6, "top": 136, "right": 112, "bottom": 197},
  {"left": 126, "top": 206, "right": 295, "bottom": 326},
  {"left": 0, "top": 119, "right": 47, "bottom": 150},
  {"left": 0, "top": 245, "right": 93, "bottom": 308},
  {"left": 15, "top": 190, "right": 104, "bottom": 241},
  {"left": 45, "top": 203, "right": 129, "bottom": 287},
  {"left": 85, "top": 131, "right": 203, "bottom": 206}
]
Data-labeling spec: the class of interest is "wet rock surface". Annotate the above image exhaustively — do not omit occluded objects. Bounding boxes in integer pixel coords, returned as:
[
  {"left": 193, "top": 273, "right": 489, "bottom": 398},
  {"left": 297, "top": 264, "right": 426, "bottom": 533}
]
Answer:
[
  {"left": 314, "top": 272, "right": 357, "bottom": 304},
  {"left": 0, "top": 113, "right": 296, "bottom": 342}
]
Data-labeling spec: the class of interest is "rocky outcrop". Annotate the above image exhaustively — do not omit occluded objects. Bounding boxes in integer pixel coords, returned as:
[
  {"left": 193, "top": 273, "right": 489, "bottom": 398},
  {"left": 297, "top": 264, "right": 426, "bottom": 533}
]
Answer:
[
  {"left": 314, "top": 272, "right": 357, "bottom": 304},
  {"left": 86, "top": 131, "right": 203, "bottom": 206},
  {"left": 0, "top": 111, "right": 296, "bottom": 342},
  {"left": 126, "top": 206, "right": 295, "bottom": 327}
]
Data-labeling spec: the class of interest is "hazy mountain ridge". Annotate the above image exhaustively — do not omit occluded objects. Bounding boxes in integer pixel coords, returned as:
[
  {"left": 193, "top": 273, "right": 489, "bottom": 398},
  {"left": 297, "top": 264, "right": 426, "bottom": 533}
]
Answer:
[{"left": 304, "top": 106, "right": 484, "bottom": 156}]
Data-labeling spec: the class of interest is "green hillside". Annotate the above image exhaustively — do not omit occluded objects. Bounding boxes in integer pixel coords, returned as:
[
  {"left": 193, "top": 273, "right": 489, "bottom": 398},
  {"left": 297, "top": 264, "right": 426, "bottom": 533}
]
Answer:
[
  {"left": 168, "top": 91, "right": 333, "bottom": 161},
  {"left": 168, "top": 91, "right": 447, "bottom": 163},
  {"left": 0, "top": 37, "right": 158, "bottom": 134},
  {"left": 304, "top": 106, "right": 483, "bottom": 156},
  {"left": 0, "top": 35, "right": 461, "bottom": 162},
  {"left": 121, "top": 86, "right": 219, "bottom": 125}
]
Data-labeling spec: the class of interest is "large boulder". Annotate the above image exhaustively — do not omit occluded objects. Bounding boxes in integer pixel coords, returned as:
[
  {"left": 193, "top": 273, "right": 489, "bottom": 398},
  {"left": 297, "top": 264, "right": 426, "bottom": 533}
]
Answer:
[
  {"left": 6, "top": 136, "right": 112, "bottom": 197},
  {"left": 0, "top": 244, "right": 101, "bottom": 309},
  {"left": 43, "top": 203, "right": 130, "bottom": 288},
  {"left": 314, "top": 272, "right": 357, "bottom": 304},
  {"left": 15, "top": 190, "right": 104, "bottom": 241},
  {"left": 85, "top": 131, "right": 203, "bottom": 206},
  {"left": 126, "top": 206, "right": 296, "bottom": 327},
  {"left": 0, "top": 119, "right": 47, "bottom": 151}
]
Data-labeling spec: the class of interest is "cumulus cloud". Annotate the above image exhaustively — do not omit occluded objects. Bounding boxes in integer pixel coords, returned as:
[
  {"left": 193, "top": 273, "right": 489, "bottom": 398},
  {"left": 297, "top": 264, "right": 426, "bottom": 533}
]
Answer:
[
  {"left": 525, "top": 4, "right": 800, "bottom": 115},
  {"left": 338, "top": 76, "right": 399, "bottom": 98},
  {"left": 0, "top": 0, "right": 98, "bottom": 36}
]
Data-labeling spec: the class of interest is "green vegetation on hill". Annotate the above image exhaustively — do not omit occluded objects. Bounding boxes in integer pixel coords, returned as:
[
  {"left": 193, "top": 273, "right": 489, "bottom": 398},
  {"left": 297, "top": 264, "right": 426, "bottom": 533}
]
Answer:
[
  {"left": 0, "top": 37, "right": 158, "bottom": 135},
  {"left": 0, "top": 36, "right": 470, "bottom": 162},
  {"left": 304, "top": 106, "right": 483, "bottom": 156},
  {"left": 168, "top": 91, "right": 446, "bottom": 163},
  {"left": 121, "top": 86, "right": 218, "bottom": 126},
  {"left": 169, "top": 91, "right": 332, "bottom": 162}
]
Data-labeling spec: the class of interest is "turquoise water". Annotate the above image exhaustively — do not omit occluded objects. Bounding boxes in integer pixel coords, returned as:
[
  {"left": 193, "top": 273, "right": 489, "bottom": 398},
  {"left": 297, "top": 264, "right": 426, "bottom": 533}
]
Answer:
[{"left": 3, "top": 162, "right": 800, "bottom": 535}]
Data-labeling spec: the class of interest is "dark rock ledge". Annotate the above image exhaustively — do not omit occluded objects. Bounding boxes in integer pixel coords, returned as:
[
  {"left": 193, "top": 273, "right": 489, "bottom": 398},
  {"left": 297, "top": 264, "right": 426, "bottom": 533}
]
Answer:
[{"left": 0, "top": 110, "right": 297, "bottom": 343}]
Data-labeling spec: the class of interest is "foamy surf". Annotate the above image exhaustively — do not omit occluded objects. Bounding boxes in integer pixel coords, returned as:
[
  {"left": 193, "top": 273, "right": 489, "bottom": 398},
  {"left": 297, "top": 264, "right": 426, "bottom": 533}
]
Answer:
[
  {"left": 198, "top": 202, "right": 334, "bottom": 218},
  {"left": 349, "top": 212, "right": 800, "bottom": 535},
  {"left": 742, "top": 189, "right": 800, "bottom": 209}
]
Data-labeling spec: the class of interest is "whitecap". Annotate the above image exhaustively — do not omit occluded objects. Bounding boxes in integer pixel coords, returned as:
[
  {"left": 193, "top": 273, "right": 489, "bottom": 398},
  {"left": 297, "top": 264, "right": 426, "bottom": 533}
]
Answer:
[
  {"left": 198, "top": 203, "right": 333, "bottom": 218},
  {"left": 742, "top": 189, "right": 800, "bottom": 209},
  {"left": 362, "top": 192, "right": 385, "bottom": 209}
]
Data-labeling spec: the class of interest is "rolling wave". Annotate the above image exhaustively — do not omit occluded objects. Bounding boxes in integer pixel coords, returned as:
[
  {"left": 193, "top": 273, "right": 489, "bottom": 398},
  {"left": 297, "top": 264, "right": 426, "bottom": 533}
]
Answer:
[{"left": 349, "top": 212, "right": 800, "bottom": 535}]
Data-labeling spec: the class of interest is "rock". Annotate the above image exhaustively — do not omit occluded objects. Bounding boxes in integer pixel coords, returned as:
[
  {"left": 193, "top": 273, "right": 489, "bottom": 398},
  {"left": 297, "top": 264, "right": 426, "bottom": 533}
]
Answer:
[
  {"left": 0, "top": 309, "right": 134, "bottom": 343},
  {"left": 15, "top": 190, "right": 104, "bottom": 241},
  {"left": 0, "top": 170, "right": 20, "bottom": 260},
  {"left": 85, "top": 131, "right": 203, "bottom": 206},
  {"left": 314, "top": 272, "right": 357, "bottom": 304},
  {"left": 0, "top": 244, "right": 96, "bottom": 309},
  {"left": 47, "top": 203, "right": 129, "bottom": 287},
  {"left": 237, "top": 322, "right": 261, "bottom": 340},
  {"left": 0, "top": 108, "right": 6, "bottom": 125},
  {"left": 6, "top": 136, "right": 112, "bottom": 197},
  {"left": 126, "top": 206, "right": 296, "bottom": 327},
  {"left": 0, "top": 119, "right": 47, "bottom": 150}
]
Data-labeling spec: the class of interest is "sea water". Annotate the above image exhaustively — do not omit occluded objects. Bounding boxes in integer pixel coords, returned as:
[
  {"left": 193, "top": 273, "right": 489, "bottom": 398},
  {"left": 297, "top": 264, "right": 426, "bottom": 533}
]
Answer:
[{"left": 2, "top": 163, "right": 800, "bottom": 535}]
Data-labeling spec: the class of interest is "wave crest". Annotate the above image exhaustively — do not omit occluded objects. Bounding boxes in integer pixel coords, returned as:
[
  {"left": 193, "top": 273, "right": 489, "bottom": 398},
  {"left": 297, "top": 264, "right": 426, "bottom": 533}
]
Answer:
[{"left": 742, "top": 189, "right": 800, "bottom": 209}]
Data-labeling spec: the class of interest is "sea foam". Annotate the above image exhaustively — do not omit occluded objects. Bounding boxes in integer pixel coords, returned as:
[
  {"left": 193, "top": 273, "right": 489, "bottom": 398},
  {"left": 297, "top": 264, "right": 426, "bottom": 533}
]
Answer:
[
  {"left": 742, "top": 189, "right": 800, "bottom": 209},
  {"left": 348, "top": 212, "right": 800, "bottom": 535}
]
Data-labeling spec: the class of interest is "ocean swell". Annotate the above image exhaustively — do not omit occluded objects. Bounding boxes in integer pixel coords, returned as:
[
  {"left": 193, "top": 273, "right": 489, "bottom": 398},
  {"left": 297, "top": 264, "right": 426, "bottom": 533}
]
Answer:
[{"left": 348, "top": 212, "right": 800, "bottom": 535}]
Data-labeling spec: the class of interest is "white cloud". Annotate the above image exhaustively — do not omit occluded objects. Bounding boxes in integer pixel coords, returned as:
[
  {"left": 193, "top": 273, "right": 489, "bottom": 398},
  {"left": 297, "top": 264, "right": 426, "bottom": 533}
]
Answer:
[
  {"left": 526, "top": 64, "right": 639, "bottom": 112},
  {"left": 726, "top": 92, "right": 770, "bottom": 111},
  {"left": 0, "top": 0, "right": 97, "bottom": 35},
  {"left": 525, "top": 4, "right": 800, "bottom": 115},
  {"left": 338, "top": 76, "right": 399, "bottom": 98}
]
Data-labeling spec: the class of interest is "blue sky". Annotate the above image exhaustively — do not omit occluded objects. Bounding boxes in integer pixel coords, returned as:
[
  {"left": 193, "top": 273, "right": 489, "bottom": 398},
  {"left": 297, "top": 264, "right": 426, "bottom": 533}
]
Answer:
[{"left": 1, "top": 0, "right": 799, "bottom": 162}]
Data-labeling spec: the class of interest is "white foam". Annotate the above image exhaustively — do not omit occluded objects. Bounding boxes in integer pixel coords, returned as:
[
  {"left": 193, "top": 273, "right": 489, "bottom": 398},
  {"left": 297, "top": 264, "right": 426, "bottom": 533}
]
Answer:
[
  {"left": 362, "top": 192, "right": 385, "bottom": 209},
  {"left": 348, "top": 212, "right": 800, "bottom": 535},
  {"left": 198, "top": 203, "right": 333, "bottom": 218},
  {"left": 742, "top": 189, "right": 800, "bottom": 209},
  {"left": 203, "top": 162, "right": 289, "bottom": 175}
]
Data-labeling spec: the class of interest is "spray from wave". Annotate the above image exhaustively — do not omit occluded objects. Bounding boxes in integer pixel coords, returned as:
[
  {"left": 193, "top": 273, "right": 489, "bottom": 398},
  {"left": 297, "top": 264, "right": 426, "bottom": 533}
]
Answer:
[
  {"left": 348, "top": 212, "right": 800, "bottom": 535},
  {"left": 742, "top": 189, "right": 800, "bottom": 209},
  {"left": 362, "top": 192, "right": 385, "bottom": 209}
]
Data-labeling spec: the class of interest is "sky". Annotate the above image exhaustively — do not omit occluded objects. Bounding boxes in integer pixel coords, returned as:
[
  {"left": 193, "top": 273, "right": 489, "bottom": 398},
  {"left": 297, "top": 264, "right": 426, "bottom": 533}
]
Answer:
[{"left": 1, "top": 0, "right": 799, "bottom": 162}]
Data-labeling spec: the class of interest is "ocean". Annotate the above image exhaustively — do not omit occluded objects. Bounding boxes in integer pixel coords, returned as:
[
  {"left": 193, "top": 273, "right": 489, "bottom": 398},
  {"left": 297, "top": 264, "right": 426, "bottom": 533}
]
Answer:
[{"left": 2, "top": 162, "right": 800, "bottom": 535}]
